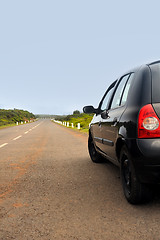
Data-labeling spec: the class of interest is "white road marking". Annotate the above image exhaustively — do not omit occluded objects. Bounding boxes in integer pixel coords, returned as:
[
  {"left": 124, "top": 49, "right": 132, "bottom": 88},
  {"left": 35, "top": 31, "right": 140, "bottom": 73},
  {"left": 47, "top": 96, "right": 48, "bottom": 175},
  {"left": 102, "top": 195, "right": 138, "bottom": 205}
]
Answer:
[
  {"left": 0, "top": 123, "right": 41, "bottom": 149},
  {"left": 0, "top": 143, "right": 8, "bottom": 148},
  {"left": 25, "top": 124, "right": 40, "bottom": 134},
  {"left": 13, "top": 135, "right": 22, "bottom": 141}
]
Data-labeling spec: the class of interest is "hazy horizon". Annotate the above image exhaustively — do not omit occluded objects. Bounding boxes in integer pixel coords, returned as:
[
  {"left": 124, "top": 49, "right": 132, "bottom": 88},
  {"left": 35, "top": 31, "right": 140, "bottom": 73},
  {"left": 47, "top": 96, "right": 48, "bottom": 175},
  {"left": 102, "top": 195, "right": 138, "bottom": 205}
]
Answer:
[{"left": 1, "top": 1, "right": 160, "bottom": 115}]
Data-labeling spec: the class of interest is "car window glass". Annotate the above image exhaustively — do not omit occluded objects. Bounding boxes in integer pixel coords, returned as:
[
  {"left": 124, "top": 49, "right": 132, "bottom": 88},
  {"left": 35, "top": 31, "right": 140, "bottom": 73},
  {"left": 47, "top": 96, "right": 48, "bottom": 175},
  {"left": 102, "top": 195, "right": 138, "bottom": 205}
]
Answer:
[
  {"left": 110, "top": 75, "right": 129, "bottom": 109},
  {"left": 150, "top": 63, "right": 160, "bottom": 103},
  {"left": 120, "top": 73, "right": 134, "bottom": 105},
  {"left": 101, "top": 85, "right": 115, "bottom": 111}
]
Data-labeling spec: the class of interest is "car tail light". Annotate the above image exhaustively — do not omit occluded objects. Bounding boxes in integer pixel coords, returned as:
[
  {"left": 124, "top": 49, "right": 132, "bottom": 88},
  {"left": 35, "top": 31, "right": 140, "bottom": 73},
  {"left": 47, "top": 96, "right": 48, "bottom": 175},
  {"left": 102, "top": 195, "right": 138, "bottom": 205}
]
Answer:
[{"left": 138, "top": 104, "right": 160, "bottom": 138}]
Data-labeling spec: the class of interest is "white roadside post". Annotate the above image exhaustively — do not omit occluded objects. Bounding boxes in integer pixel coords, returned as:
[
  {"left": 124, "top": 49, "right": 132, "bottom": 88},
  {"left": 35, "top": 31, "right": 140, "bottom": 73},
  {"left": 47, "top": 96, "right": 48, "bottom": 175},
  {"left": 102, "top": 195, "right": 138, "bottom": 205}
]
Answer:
[
  {"left": 71, "top": 123, "right": 74, "bottom": 128},
  {"left": 16, "top": 122, "right": 18, "bottom": 125},
  {"left": 64, "top": 122, "right": 66, "bottom": 126},
  {"left": 77, "top": 123, "right": 80, "bottom": 130},
  {"left": 67, "top": 122, "right": 69, "bottom": 127}
]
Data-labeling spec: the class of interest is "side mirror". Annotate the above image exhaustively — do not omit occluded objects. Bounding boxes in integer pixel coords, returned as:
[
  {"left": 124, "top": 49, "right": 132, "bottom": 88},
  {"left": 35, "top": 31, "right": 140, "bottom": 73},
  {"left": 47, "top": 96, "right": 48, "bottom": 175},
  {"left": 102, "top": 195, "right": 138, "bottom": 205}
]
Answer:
[
  {"left": 83, "top": 105, "right": 97, "bottom": 114},
  {"left": 101, "top": 109, "right": 109, "bottom": 119}
]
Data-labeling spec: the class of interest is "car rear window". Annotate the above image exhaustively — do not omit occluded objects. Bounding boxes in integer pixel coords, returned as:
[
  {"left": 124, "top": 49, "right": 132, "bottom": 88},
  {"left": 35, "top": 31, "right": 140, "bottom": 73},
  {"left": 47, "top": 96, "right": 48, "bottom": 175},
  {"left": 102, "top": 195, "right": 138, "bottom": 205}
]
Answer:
[{"left": 150, "top": 63, "right": 160, "bottom": 103}]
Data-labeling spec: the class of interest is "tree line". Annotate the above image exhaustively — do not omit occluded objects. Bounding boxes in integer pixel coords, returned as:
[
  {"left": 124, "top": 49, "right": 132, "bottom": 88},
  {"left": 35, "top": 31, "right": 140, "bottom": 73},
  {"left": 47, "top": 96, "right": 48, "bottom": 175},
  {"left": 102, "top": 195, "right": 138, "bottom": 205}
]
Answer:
[{"left": 0, "top": 109, "right": 35, "bottom": 126}]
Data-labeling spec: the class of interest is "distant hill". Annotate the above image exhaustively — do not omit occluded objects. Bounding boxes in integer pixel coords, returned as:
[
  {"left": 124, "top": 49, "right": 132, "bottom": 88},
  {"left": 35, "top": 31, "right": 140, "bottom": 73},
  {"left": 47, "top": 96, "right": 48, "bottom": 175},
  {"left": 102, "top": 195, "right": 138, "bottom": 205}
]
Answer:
[
  {"left": 0, "top": 109, "right": 35, "bottom": 126},
  {"left": 35, "top": 114, "right": 58, "bottom": 119}
]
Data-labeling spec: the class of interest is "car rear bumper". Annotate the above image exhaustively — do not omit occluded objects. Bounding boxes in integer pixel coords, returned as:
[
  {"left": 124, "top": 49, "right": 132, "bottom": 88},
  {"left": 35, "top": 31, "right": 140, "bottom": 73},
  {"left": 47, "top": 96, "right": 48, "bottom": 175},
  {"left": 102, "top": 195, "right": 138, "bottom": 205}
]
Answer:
[
  {"left": 137, "top": 139, "right": 160, "bottom": 159},
  {"left": 136, "top": 138, "right": 160, "bottom": 183},
  {"left": 125, "top": 139, "right": 160, "bottom": 184}
]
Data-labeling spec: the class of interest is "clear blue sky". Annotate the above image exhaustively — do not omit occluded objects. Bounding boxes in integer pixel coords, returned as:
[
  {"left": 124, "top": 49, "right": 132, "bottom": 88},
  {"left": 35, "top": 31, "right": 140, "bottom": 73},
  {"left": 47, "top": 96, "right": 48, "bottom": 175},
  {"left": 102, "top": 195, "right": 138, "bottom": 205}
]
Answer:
[{"left": 1, "top": 0, "right": 160, "bottom": 115}]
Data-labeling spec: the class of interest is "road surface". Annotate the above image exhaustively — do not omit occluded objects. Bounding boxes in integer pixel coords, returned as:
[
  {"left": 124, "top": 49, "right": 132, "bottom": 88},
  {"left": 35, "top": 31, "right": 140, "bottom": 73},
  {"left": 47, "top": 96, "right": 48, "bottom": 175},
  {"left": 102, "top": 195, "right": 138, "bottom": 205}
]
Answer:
[{"left": 0, "top": 119, "right": 160, "bottom": 240}]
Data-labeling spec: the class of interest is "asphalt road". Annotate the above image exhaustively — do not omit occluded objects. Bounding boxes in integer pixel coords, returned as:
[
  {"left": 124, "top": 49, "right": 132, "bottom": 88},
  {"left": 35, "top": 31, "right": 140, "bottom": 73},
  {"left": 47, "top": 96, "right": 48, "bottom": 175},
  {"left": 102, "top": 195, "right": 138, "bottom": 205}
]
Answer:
[{"left": 0, "top": 119, "right": 160, "bottom": 240}]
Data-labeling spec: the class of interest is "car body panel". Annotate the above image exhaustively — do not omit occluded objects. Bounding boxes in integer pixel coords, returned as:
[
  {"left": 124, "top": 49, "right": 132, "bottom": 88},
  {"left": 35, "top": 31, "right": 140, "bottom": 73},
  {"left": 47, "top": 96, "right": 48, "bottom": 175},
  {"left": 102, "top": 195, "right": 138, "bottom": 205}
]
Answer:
[
  {"left": 101, "top": 106, "right": 126, "bottom": 161},
  {"left": 85, "top": 60, "right": 160, "bottom": 184},
  {"left": 90, "top": 114, "right": 103, "bottom": 150}
]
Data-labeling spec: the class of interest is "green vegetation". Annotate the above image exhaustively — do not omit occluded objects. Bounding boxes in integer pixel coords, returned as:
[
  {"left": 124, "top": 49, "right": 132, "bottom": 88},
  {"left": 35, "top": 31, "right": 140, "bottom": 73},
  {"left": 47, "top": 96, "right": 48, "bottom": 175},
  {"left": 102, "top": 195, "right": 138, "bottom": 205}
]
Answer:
[
  {"left": 55, "top": 111, "right": 94, "bottom": 132},
  {"left": 0, "top": 109, "right": 35, "bottom": 127},
  {"left": 73, "top": 110, "right": 80, "bottom": 115}
]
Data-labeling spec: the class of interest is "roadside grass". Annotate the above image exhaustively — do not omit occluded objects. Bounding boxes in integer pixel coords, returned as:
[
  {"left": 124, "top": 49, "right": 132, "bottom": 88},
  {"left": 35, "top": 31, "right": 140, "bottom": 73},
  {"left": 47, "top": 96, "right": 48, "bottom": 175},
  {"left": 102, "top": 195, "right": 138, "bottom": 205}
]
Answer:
[
  {"left": 69, "top": 114, "right": 92, "bottom": 133},
  {"left": 0, "top": 123, "right": 18, "bottom": 129},
  {"left": 54, "top": 113, "right": 93, "bottom": 133},
  {"left": 0, "top": 109, "right": 35, "bottom": 128},
  {"left": 0, "top": 120, "right": 37, "bottom": 130}
]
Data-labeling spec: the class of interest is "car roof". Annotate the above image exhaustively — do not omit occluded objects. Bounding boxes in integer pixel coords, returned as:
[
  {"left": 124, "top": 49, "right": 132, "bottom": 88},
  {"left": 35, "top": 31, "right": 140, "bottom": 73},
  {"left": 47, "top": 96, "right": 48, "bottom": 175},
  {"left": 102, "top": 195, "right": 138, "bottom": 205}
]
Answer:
[
  {"left": 147, "top": 60, "right": 160, "bottom": 66},
  {"left": 119, "top": 60, "right": 160, "bottom": 78}
]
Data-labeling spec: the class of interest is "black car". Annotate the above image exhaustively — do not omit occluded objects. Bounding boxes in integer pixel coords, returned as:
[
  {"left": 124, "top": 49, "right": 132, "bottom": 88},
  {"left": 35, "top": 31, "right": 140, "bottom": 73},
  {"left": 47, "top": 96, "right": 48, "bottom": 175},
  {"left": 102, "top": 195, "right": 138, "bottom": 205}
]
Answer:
[{"left": 83, "top": 60, "right": 160, "bottom": 204}]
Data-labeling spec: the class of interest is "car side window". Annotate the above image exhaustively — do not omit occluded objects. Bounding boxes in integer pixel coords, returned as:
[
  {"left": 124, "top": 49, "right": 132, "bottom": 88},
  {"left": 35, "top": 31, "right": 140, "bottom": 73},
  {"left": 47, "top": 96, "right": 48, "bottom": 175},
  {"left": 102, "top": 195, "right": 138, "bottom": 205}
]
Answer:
[
  {"left": 100, "top": 81, "right": 116, "bottom": 111},
  {"left": 120, "top": 73, "right": 134, "bottom": 105},
  {"left": 110, "top": 74, "right": 130, "bottom": 109}
]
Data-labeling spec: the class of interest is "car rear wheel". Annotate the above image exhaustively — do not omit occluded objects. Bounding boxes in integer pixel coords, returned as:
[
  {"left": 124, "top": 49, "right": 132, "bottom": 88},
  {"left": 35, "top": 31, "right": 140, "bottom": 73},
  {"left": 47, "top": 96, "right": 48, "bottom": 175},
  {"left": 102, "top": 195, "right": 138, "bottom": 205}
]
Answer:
[
  {"left": 120, "top": 146, "right": 152, "bottom": 204},
  {"left": 88, "top": 137, "right": 104, "bottom": 163}
]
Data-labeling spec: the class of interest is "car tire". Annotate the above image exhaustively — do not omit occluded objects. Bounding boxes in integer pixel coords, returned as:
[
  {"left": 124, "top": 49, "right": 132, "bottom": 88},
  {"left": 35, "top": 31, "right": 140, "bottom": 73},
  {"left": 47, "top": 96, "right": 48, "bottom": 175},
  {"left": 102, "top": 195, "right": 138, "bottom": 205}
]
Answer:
[
  {"left": 120, "top": 146, "right": 153, "bottom": 204},
  {"left": 88, "top": 137, "right": 104, "bottom": 163}
]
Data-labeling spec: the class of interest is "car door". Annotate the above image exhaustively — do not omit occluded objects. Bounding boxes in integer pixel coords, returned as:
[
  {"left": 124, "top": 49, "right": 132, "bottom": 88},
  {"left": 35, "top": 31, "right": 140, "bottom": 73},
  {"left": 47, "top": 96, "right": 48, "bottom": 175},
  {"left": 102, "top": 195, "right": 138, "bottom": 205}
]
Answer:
[
  {"left": 91, "top": 81, "right": 116, "bottom": 151},
  {"left": 100, "top": 73, "right": 134, "bottom": 161}
]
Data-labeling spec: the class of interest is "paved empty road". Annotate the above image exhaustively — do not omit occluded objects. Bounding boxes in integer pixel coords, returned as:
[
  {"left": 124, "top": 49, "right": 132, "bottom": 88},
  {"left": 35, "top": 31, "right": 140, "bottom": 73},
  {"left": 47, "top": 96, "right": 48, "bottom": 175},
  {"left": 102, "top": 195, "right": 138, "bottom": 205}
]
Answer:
[{"left": 0, "top": 120, "right": 160, "bottom": 240}]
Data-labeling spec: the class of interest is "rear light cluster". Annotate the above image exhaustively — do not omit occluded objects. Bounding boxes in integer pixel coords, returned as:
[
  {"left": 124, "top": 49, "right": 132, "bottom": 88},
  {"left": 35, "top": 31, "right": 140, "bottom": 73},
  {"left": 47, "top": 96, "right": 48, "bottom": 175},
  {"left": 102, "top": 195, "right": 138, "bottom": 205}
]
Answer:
[{"left": 138, "top": 104, "right": 160, "bottom": 138}]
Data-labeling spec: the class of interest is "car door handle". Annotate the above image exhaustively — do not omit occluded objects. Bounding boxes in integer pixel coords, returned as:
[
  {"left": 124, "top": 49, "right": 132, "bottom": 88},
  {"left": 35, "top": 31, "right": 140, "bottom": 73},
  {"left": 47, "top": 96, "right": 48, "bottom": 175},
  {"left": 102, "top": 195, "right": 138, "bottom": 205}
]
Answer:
[{"left": 111, "top": 117, "right": 118, "bottom": 127}]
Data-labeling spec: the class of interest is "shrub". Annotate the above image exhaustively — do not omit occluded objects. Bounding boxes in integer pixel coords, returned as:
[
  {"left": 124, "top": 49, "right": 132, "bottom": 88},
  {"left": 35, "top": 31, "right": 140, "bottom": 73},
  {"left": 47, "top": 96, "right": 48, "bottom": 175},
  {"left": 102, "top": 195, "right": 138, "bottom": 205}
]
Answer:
[{"left": 0, "top": 109, "right": 35, "bottom": 126}]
